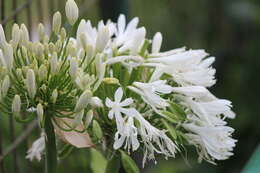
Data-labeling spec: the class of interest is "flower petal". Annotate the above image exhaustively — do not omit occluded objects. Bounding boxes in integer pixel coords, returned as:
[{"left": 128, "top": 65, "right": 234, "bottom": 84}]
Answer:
[{"left": 114, "top": 87, "right": 123, "bottom": 102}]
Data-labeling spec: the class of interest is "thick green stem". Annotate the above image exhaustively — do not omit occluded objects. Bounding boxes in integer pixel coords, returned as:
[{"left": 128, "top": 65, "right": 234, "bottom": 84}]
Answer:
[{"left": 44, "top": 114, "right": 57, "bottom": 173}]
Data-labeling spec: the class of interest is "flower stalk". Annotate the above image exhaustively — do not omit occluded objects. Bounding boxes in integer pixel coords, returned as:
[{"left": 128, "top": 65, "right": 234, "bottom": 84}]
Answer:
[{"left": 44, "top": 114, "right": 57, "bottom": 173}]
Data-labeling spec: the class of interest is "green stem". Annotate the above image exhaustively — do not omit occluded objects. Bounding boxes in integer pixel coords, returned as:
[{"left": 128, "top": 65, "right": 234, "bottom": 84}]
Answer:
[{"left": 44, "top": 114, "right": 57, "bottom": 173}]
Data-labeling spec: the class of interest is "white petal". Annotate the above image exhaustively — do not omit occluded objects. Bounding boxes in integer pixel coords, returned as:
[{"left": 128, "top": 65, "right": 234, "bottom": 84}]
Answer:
[
  {"left": 114, "top": 87, "right": 123, "bottom": 102},
  {"left": 105, "top": 98, "right": 113, "bottom": 107},
  {"left": 120, "top": 98, "right": 133, "bottom": 106},
  {"left": 152, "top": 32, "right": 162, "bottom": 53}
]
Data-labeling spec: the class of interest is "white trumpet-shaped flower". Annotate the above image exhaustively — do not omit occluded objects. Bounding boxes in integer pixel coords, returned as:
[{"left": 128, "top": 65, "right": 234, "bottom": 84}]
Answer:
[
  {"left": 147, "top": 49, "right": 216, "bottom": 87},
  {"left": 106, "top": 87, "right": 178, "bottom": 165},
  {"left": 26, "top": 134, "right": 45, "bottom": 162},
  {"left": 183, "top": 122, "right": 236, "bottom": 162},
  {"left": 128, "top": 80, "right": 172, "bottom": 111}
]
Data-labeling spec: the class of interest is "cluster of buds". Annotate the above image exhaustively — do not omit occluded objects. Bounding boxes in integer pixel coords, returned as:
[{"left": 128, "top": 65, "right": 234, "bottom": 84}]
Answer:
[{"left": 0, "top": 0, "right": 237, "bottom": 170}]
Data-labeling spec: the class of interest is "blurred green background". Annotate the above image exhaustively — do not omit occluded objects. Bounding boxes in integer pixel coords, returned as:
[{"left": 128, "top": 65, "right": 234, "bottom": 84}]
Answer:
[{"left": 1, "top": 0, "right": 260, "bottom": 172}]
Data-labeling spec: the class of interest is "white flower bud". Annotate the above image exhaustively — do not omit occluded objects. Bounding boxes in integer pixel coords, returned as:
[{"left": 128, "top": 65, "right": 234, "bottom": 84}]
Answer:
[
  {"left": 74, "top": 90, "right": 92, "bottom": 112},
  {"left": 85, "top": 110, "right": 93, "bottom": 128},
  {"left": 52, "top": 12, "right": 62, "bottom": 35},
  {"left": 51, "top": 89, "right": 58, "bottom": 104},
  {"left": 50, "top": 53, "right": 58, "bottom": 74},
  {"left": 95, "top": 26, "right": 110, "bottom": 52},
  {"left": 65, "top": 0, "right": 79, "bottom": 25},
  {"left": 37, "top": 103, "right": 44, "bottom": 127},
  {"left": 12, "top": 24, "right": 21, "bottom": 49},
  {"left": 16, "top": 68, "right": 23, "bottom": 79},
  {"left": 26, "top": 69, "right": 36, "bottom": 98},
  {"left": 38, "top": 23, "right": 45, "bottom": 41},
  {"left": 0, "top": 49, "right": 6, "bottom": 67},
  {"left": 48, "top": 43, "right": 56, "bottom": 53},
  {"left": 38, "top": 65, "right": 47, "bottom": 81},
  {"left": 20, "top": 24, "right": 29, "bottom": 47},
  {"left": 0, "top": 24, "right": 7, "bottom": 48},
  {"left": 79, "top": 33, "right": 87, "bottom": 51},
  {"left": 90, "top": 97, "right": 103, "bottom": 108},
  {"left": 60, "top": 28, "right": 67, "bottom": 42},
  {"left": 3, "top": 44, "right": 14, "bottom": 70},
  {"left": 12, "top": 95, "right": 21, "bottom": 116},
  {"left": 152, "top": 32, "right": 162, "bottom": 53},
  {"left": 1, "top": 75, "right": 10, "bottom": 98},
  {"left": 69, "top": 57, "right": 78, "bottom": 79}
]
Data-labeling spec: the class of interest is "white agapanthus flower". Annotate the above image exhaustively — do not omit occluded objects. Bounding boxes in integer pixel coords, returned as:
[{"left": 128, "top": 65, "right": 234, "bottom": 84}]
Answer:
[
  {"left": 128, "top": 80, "right": 173, "bottom": 111},
  {"left": 106, "top": 87, "right": 178, "bottom": 165},
  {"left": 26, "top": 134, "right": 45, "bottom": 162},
  {"left": 146, "top": 50, "right": 216, "bottom": 87},
  {"left": 114, "top": 14, "right": 146, "bottom": 55},
  {"left": 182, "top": 122, "right": 237, "bottom": 162}
]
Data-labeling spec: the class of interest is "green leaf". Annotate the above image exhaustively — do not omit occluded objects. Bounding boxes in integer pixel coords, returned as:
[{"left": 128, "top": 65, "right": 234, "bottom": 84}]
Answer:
[
  {"left": 120, "top": 150, "right": 140, "bottom": 173},
  {"left": 161, "top": 119, "right": 177, "bottom": 140},
  {"left": 168, "top": 102, "right": 186, "bottom": 120},
  {"left": 90, "top": 148, "right": 108, "bottom": 173},
  {"left": 106, "top": 154, "right": 121, "bottom": 173},
  {"left": 161, "top": 110, "right": 179, "bottom": 123}
]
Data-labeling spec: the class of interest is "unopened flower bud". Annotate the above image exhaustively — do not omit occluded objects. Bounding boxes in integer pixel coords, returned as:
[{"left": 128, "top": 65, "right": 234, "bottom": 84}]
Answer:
[
  {"left": 20, "top": 24, "right": 29, "bottom": 47},
  {"left": 60, "top": 27, "right": 67, "bottom": 42},
  {"left": 48, "top": 43, "right": 56, "bottom": 53},
  {"left": 74, "top": 90, "right": 92, "bottom": 112},
  {"left": 16, "top": 68, "right": 23, "bottom": 79},
  {"left": 37, "top": 103, "right": 44, "bottom": 127},
  {"left": 103, "top": 77, "right": 119, "bottom": 85},
  {"left": 67, "top": 41, "right": 76, "bottom": 57},
  {"left": 51, "top": 89, "right": 58, "bottom": 103},
  {"left": 79, "top": 33, "right": 88, "bottom": 51},
  {"left": 0, "top": 50, "right": 6, "bottom": 67},
  {"left": 69, "top": 57, "right": 78, "bottom": 79},
  {"left": 52, "top": 12, "right": 62, "bottom": 35},
  {"left": 26, "top": 69, "right": 36, "bottom": 98},
  {"left": 12, "top": 95, "right": 21, "bottom": 116},
  {"left": 38, "top": 23, "right": 45, "bottom": 41},
  {"left": 2, "top": 44, "right": 14, "bottom": 70},
  {"left": 12, "top": 24, "right": 21, "bottom": 49},
  {"left": 0, "top": 24, "right": 7, "bottom": 48},
  {"left": 95, "top": 26, "right": 110, "bottom": 52},
  {"left": 92, "top": 120, "right": 103, "bottom": 140},
  {"left": 1, "top": 75, "right": 10, "bottom": 98},
  {"left": 85, "top": 110, "right": 93, "bottom": 128},
  {"left": 38, "top": 65, "right": 47, "bottom": 81},
  {"left": 50, "top": 53, "right": 58, "bottom": 74},
  {"left": 90, "top": 97, "right": 103, "bottom": 108},
  {"left": 65, "top": 0, "right": 79, "bottom": 25}
]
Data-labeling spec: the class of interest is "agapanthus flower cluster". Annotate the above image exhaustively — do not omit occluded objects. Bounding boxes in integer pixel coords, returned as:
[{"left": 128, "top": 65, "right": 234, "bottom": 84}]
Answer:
[{"left": 0, "top": 0, "right": 236, "bottom": 169}]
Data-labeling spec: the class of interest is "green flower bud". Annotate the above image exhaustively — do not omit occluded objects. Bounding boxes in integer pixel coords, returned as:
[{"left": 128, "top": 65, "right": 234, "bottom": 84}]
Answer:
[
  {"left": 37, "top": 103, "right": 44, "bottom": 127},
  {"left": 92, "top": 120, "right": 103, "bottom": 140},
  {"left": 85, "top": 110, "right": 93, "bottom": 128}
]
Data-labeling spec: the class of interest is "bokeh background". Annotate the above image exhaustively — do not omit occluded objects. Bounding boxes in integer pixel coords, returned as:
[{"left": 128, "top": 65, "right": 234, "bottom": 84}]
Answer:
[{"left": 0, "top": 0, "right": 260, "bottom": 172}]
